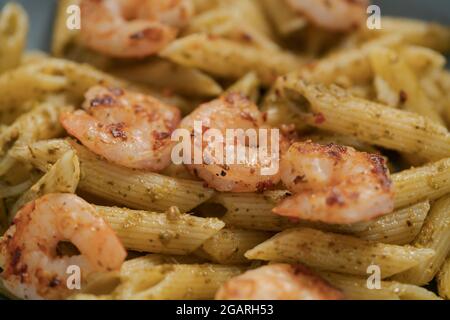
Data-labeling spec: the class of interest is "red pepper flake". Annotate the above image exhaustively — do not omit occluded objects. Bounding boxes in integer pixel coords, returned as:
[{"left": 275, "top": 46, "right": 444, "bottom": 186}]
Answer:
[{"left": 314, "top": 112, "right": 326, "bottom": 124}]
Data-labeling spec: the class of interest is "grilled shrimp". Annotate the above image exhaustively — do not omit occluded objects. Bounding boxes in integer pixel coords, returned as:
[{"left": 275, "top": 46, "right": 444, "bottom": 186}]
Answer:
[
  {"left": 215, "top": 264, "right": 344, "bottom": 300},
  {"left": 79, "top": 0, "right": 194, "bottom": 58},
  {"left": 60, "top": 86, "right": 181, "bottom": 171},
  {"left": 285, "top": 0, "right": 369, "bottom": 31},
  {"left": 0, "top": 193, "right": 126, "bottom": 300},
  {"left": 179, "top": 93, "right": 282, "bottom": 192},
  {"left": 273, "top": 141, "right": 394, "bottom": 224}
]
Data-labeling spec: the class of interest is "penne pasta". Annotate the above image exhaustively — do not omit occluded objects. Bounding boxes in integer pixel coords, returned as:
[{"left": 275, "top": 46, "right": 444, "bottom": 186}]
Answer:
[
  {"left": 11, "top": 139, "right": 215, "bottom": 212},
  {"left": 245, "top": 227, "right": 435, "bottom": 278},
  {"left": 197, "top": 228, "right": 273, "bottom": 264},
  {"left": 260, "top": 0, "right": 306, "bottom": 36},
  {"left": 0, "top": 2, "right": 28, "bottom": 73},
  {"left": 112, "top": 58, "right": 223, "bottom": 97},
  {"left": 393, "top": 195, "right": 450, "bottom": 285},
  {"left": 437, "top": 257, "right": 450, "bottom": 300},
  {"left": 0, "top": 103, "right": 72, "bottom": 175},
  {"left": 392, "top": 157, "right": 450, "bottom": 209},
  {"left": 161, "top": 34, "right": 303, "bottom": 85},
  {"left": 369, "top": 47, "right": 444, "bottom": 124},
  {"left": 351, "top": 201, "right": 430, "bottom": 245},
  {"left": 363, "top": 17, "right": 450, "bottom": 53},
  {"left": 185, "top": 6, "right": 278, "bottom": 51},
  {"left": 95, "top": 205, "right": 225, "bottom": 255},
  {"left": 121, "top": 254, "right": 206, "bottom": 277},
  {"left": 0, "top": 63, "right": 69, "bottom": 123},
  {"left": 213, "top": 189, "right": 428, "bottom": 245},
  {"left": 301, "top": 35, "right": 402, "bottom": 87},
  {"left": 213, "top": 190, "right": 306, "bottom": 232},
  {"left": 320, "top": 272, "right": 440, "bottom": 300},
  {"left": 115, "top": 264, "right": 244, "bottom": 300},
  {"left": 280, "top": 79, "right": 450, "bottom": 161},
  {"left": 225, "top": 72, "right": 261, "bottom": 102},
  {"left": 9, "top": 150, "right": 80, "bottom": 218}
]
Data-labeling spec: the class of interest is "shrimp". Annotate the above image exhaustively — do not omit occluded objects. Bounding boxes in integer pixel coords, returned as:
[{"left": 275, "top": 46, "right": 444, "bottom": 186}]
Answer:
[
  {"left": 180, "top": 93, "right": 282, "bottom": 192},
  {"left": 273, "top": 141, "right": 394, "bottom": 224},
  {"left": 215, "top": 264, "right": 344, "bottom": 300},
  {"left": 79, "top": 0, "right": 194, "bottom": 58},
  {"left": 0, "top": 193, "right": 126, "bottom": 300},
  {"left": 60, "top": 85, "right": 181, "bottom": 171},
  {"left": 285, "top": 0, "right": 369, "bottom": 31}
]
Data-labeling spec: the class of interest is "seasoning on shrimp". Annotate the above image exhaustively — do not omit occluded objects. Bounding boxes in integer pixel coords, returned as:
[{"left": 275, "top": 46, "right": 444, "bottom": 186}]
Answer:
[
  {"left": 273, "top": 141, "right": 394, "bottom": 224},
  {"left": 0, "top": 193, "right": 126, "bottom": 300},
  {"left": 60, "top": 85, "right": 181, "bottom": 171},
  {"left": 180, "top": 93, "right": 284, "bottom": 192},
  {"left": 215, "top": 264, "right": 344, "bottom": 300},
  {"left": 79, "top": 0, "right": 194, "bottom": 58},
  {"left": 285, "top": 0, "right": 369, "bottom": 31}
]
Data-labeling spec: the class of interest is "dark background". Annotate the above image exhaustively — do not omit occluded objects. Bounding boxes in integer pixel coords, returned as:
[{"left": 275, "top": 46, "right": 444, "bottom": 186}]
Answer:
[{"left": 0, "top": 0, "right": 449, "bottom": 51}]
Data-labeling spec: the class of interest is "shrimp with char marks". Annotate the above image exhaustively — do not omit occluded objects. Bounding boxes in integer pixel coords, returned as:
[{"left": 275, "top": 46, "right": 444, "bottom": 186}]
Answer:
[
  {"left": 60, "top": 85, "right": 181, "bottom": 171},
  {"left": 0, "top": 193, "right": 126, "bottom": 300},
  {"left": 215, "top": 263, "right": 344, "bottom": 300},
  {"left": 79, "top": 0, "right": 194, "bottom": 58},
  {"left": 180, "top": 93, "right": 284, "bottom": 192},
  {"left": 273, "top": 141, "right": 394, "bottom": 224}
]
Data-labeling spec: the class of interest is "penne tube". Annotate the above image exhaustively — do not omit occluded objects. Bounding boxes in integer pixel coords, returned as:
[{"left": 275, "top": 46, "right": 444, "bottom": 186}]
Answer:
[
  {"left": 0, "top": 103, "right": 72, "bottom": 175},
  {"left": 351, "top": 201, "right": 430, "bottom": 245},
  {"left": 115, "top": 264, "right": 244, "bottom": 300},
  {"left": 214, "top": 190, "right": 308, "bottom": 232},
  {"left": 369, "top": 47, "right": 444, "bottom": 124},
  {"left": 393, "top": 195, "right": 450, "bottom": 285},
  {"left": 437, "top": 257, "right": 450, "bottom": 300},
  {"left": 112, "top": 58, "right": 223, "bottom": 97},
  {"left": 96, "top": 206, "right": 225, "bottom": 255},
  {"left": 214, "top": 190, "right": 428, "bottom": 244},
  {"left": 301, "top": 35, "right": 402, "bottom": 86},
  {"left": 0, "top": 2, "right": 28, "bottom": 73},
  {"left": 225, "top": 72, "right": 261, "bottom": 102},
  {"left": 280, "top": 79, "right": 450, "bottom": 161},
  {"left": 9, "top": 150, "right": 80, "bottom": 218},
  {"left": 121, "top": 254, "right": 206, "bottom": 277},
  {"left": 0, "top": 64, "right": 68, "bottom": 123},
  {"left": 362, "top": 17, "right": 450, "bottom": 53},
  {"left": 260, "top": 0, "right": 306, "bottom": 36},
  {"left": 245, "top": 227, "right": 435, "bottom": 278},
  {"left": 185, "top": 7, "right": 279, "bottom": 51},
  {"left": 161, "top": 34, "right": 303, "bottom": 85},
  {"left": 320, "top": 272, "right": 440, "bottom": 300},
  {"left": 392, "top": 157, "right": 450, "bottom": 209},
  {"left": 197, "top": 228, "right": 273, "bottom": 264},
  {"left": 11, "top": 139, "right": 215, "bottom": 212}
]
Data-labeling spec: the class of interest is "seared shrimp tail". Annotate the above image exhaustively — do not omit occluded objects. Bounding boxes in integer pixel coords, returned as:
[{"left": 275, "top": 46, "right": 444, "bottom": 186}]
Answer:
[
  {"left": 0, "top": 193, "right": 126, "bottom": 300},
  {"left": 274, "top": 142, "right": 394, "bottom": 224},
  {"left": 215, "top": 263, "right": 344, "bottom": 300},
  {"left": 79, "top": 0, "right": 193, "bottom": 58}
]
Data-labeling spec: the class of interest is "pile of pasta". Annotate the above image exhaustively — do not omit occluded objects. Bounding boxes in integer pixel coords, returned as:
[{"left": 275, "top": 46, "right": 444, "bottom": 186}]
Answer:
[{"left": 0, "top": 0, "right": 450, "bottom": 300}]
